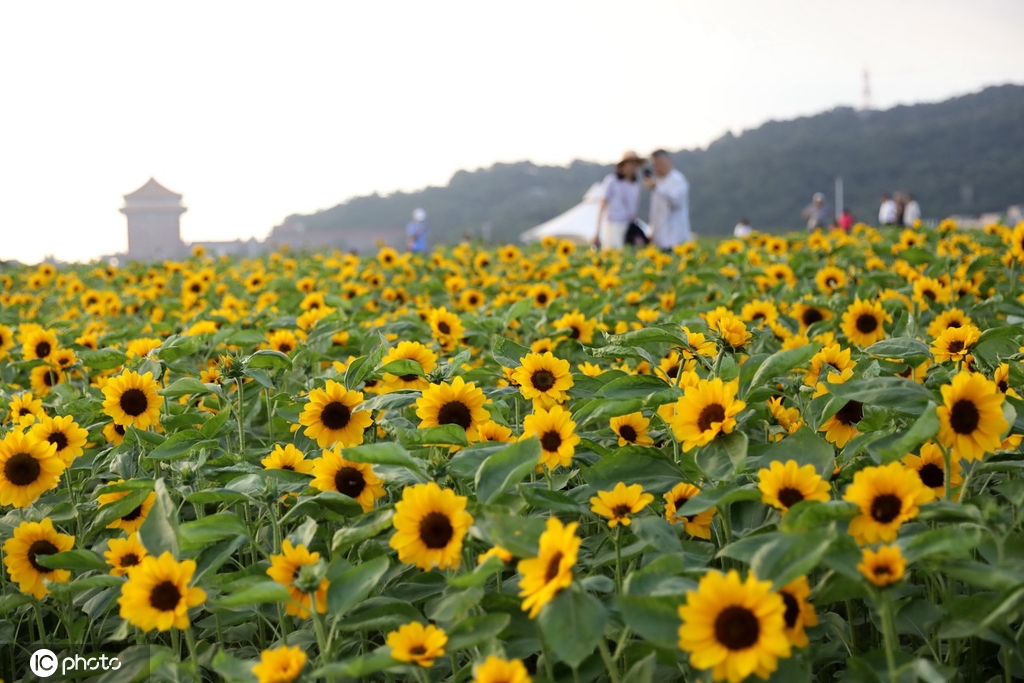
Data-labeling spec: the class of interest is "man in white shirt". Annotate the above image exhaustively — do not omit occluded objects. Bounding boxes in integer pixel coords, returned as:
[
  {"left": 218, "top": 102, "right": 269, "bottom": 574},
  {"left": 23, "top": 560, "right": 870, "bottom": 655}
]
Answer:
[
  {"left": 903, "top": 194, "right": 921, "bottom": 226},
  {"left": 644, "top": 150, "right": 691, "bottom": 250},
  {"left": 879, "top": 193, "right": 898, "bottom": 226}
]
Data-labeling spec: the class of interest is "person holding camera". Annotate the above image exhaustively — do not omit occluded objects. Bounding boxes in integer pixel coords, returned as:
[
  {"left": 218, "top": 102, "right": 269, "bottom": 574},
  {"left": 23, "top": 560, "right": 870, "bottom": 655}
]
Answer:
[
  {"left": 593, "top": 151, "right": 644, "bottom": 249},
  {"left": 643, "top": 149, "right": 691, "bottom": 250}
]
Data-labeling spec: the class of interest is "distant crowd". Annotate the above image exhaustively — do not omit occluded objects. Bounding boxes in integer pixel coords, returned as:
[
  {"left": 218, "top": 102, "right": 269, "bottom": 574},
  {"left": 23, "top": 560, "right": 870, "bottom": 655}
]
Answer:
[{"left": 791, "top": 191, "right": 922, "bottom": 236}]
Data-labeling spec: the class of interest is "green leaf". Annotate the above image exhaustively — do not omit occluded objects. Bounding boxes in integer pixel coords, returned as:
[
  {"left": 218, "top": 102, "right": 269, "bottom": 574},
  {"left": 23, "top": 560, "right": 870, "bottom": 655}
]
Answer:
[
  {"left": 492, "top": 335, "right": 532, "bottom": 368},
  {"left": 825, "top": 377, "right": 934, "bottom": 408},
  {"left": 597, "top": 374, "right": 672, "bottom": 399},
  {"left": 245, "top": 349, "right": 293, "bottom": 370},
  {"left": 874, "top": 403, "right": 939, "bottom": 462},
  {"left": 327, "top": 555, "right": 390, "bottom": 617},
  {"left": 398, "top": 424, "right": 469, "bottom": 447},
  {"left": 623, "top": 653, "right": 658, "bottom": 683},
  {"left": 758, "top": 427, "right": 834, "bottom": 478},
  {"left": 311, "top": 649, "right": 395, "bottom": 679},
  {"left": 88, "top": 487, "right": 152, "bottom": 537},
  {"left": 160, "top": 378, "right": 217, "bottom": 399},
  {"left": 379, "top": 359, "right": 425, "bottom": 378},
  {"left": 475, "top": 437, "right": 541, "bottom": 503},
  {"left": 179, "top": 513, "right": 249, "bottom": 548},
  {"left": 902, "top": 526, "right": 982, "bottom": 563},
  {"left": 139, "top": 479, "right": 180, "bottom": 557},
  {"left": 616, "top": 593, "right": 685, "bottom": 650},
  {"left": 674, "top": 483, "right": 761, "bottom": 518},
  {"left": 448, "top": 556, "right": 506, "bottom": 588},
  {"left": 631, "top": 517, "right": 682, "bottom": 554},
  {"left": 155, "top": 335, "right": 202, "bottom": 362},
  {"left": 475, "top": 512, "right": 547, "bottom": 557},
  {"left": 446, "top": 613, "right": 512, "bottom": 650},
  {"left": 538, "top": 589, "right": 608, "bottom": 668},
  {"left": 148, "top": 429, "right": 218, "bottom": 460},
  {"left": 864, "top": 337, "right": 932, "bottom": 361},
  {"left": 343, "top": 442, "right": 428, "bottom": 478},
  {"left": 216, "top": 580, "right": 291, "bottom": 608},
  {"left": 35, "top": 549, "right": 107, "bottom": 571},
  {"left": 79, "top": 348, "right": 128, "bottom": 370},
  {"left": 695, "top": 431, "right": 748, "bottom": 482},
  {"left": 280, "top": 491, "right": 365, "bottom": 525},
  {"left": 572, "top": 397, "right": 646, "bottom": 428},
  {"left": 606, "top": 324, "right": 688, "bottom": 348},
  {"left": 345, "top": 333, "right": 389, "bottom": 388},
  {"left": 745, "top": 343, "right": 821, "bottom": 398},
  {"left": 749, "top": 530, "right": 835, "bottom": 588},
  {"left": 585, "top": 447, "right": 682, "bottom": 494},
  {"left": 781, "top": 500, "right": 858, "bottom": 533}
]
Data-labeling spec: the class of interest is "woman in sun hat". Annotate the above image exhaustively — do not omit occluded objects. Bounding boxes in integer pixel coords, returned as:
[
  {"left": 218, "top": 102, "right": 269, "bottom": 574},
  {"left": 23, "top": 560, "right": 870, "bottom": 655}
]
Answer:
[{"left": 592, "top": 151, "right": 644, "bottom": 249}]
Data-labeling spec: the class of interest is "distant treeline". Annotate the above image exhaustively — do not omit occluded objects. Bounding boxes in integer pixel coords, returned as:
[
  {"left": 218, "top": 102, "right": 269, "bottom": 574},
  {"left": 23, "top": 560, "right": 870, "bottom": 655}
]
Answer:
[{"left": 285, "top": 84, "right": 1024, "bottom": 241}]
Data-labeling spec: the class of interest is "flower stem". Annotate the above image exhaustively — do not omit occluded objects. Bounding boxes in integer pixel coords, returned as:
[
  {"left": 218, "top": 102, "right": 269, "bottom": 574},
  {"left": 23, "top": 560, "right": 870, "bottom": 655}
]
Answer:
[
  {"left": 614, "top": 525, "right": 624, "bottom": 593},
  {"left": 879, "top": 592, "right": 900, "bottom": 683},
  {"left": 184, "top": 626, "right": 200, "bottom": 673},
  {"left": 311, "top": 602, "right": 331, "bottom": 663},
  {"left": 597, "top": 639, "right": 621, "bottom": 683}
]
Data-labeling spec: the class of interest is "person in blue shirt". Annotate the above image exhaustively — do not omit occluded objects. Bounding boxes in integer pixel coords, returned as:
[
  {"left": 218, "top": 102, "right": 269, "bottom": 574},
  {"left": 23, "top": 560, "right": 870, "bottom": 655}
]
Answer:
[{"left": 406, "top": 208, "right": 428, "bottom": 253}]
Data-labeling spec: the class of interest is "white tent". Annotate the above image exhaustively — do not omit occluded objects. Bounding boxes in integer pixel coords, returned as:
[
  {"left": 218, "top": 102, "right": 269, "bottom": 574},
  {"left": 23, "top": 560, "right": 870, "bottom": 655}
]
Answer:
[{"left": 520, "top": 182, "right": 606, "bottom": 244}]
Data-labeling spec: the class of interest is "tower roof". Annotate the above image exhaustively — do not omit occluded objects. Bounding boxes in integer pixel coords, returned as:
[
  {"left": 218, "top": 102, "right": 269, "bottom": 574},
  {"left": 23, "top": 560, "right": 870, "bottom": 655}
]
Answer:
[{"left": 124, "top": 177, "right": 182, "bottom": 201}]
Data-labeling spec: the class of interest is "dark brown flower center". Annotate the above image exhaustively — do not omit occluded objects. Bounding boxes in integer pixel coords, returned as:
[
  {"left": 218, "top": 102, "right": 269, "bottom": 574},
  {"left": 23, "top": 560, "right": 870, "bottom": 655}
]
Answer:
[
  {"left": 540, "top": 430, "right": 563, "bottom": 452},
  {"left": 531, "top": 370, "right": 556, "bottom": 392},
  {"left": 873, "top": 565, "right": 892, "bottom": 577},
  {"left": 278, "top": 343, "right": 292, "bottom": 354},
  {"left": 419, "top": 512, "right": 454, "bottom": 549},
  {"left": 612, "top": 504, "right": 632, "bottom": 518},
  {"left": 781, "top": 591, "right": 800, "bottom": 629},
  {"left": 437, "top": 401, "right": 472, "bottom": 430},
  {"left": 855, "top": 313, "right": 879, "bottom": 334},
  {"left": 410, "top": 645, "right": 426, "bottom": 656},
  {"left": 321, "top": 401, "right": 352, "bottom": 430},
  {"left": 4, "top": 452, "right": 41, "bottom": 486},
  {"left": 47, "top": 432, "right": 69, "bottom": 452},
  {"left": 918, "top": 463, "right": 944, "bottom": 488},
  {"left": 947, "top": 340, "right": 964, "bottom": 354},
  {"left": 777, "top": 487, "right": 804, "bottom": 509},
  {"left": 400, "top": 373, "right": 420, "bottom": 382},
  {"left": 870, "top": 494, "right": 903, "bottom": 523},
  {"left": 437, "top": 321, "right": 451, "bottom": 335},
  {"left": 122, "top": 504, "right": 145, "bottom": 522},
  {"left": 42, "top": 369, "right": 58, "bottom": 387},
  {"left": 802, "top": 308, "right": 824, "bottom": 326},
  {"left": 35, "top": 341, "right": 51, "bottom": 358},
  {"left": 714, "top": 606, "right": 760, "bottom": 650},
  {"left": 334, "top": 466, "right": 366, "bottom": 498},
  {"left": 569, "top": 325, "right": 581, "bottom": 340},
  {"left": 121, "top": 553, "right": 140, "bottom": 567},
  {"left": 949, "top": 399, "right": 980, "bottom": 434},
  {"left": 835, "top": 401, "right": 863, "bottom": 426},
  {"left": 618, "top": 425, "right": 638, "bottom": 443},
  {"left": 149, "top": 580, "right": 182, "bottom": 611},
  {"left": 114, "top": 424, "right": 126, "bottom": 436},
  {"left": 119, "top": 388, "right": 149, "bottom": 417},
  {"left": 545, "top": 551, "right": 564, "bottom": 582},
  {"left": 27, "top": 540, "right": 59, "bottom": 573},
  {"left": 697, "top": 403, "right": 726, "bottom": 432}
]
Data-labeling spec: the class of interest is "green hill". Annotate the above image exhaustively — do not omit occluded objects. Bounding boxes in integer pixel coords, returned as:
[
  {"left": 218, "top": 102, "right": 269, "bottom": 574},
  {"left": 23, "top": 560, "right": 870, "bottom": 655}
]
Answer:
[{"left": 282, "top": 84, "right": 1024, "bottom": 242}]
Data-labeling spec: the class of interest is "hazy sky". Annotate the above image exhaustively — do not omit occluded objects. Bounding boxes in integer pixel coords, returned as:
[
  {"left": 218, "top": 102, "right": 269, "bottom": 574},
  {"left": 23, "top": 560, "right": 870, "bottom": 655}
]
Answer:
[{"left": 1, "top": 1, "right": 1022, "bottom": 263}]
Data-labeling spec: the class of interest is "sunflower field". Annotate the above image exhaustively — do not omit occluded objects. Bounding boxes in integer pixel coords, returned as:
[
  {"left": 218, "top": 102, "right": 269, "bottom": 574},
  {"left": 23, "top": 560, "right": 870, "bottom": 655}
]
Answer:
[{"left": 3, "top": 222, "right": 1024, "bottom": 683}]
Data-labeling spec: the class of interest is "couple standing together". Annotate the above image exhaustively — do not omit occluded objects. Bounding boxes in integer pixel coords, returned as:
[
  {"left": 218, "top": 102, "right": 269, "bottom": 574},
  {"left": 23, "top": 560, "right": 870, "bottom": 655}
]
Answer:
[{"left": 593, "top": 149, "right": 692, "bottom": 251}]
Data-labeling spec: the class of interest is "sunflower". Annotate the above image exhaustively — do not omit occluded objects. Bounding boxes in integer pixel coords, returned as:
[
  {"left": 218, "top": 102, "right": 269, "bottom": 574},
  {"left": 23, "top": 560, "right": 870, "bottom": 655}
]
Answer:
[
  {"left": 931, "top": 324, "right": 981, "bottom": 364},
  {"left": 550, "top": 310, "right": 596, "bottom": 344},
  {"left": 577, "top": 361, "right": 603, "bottom": 377},
  {"left": 381, "top": 341, "right": 438, "bottom": 392},
  {"left": 266, "top": 329, "right": 300, "bottom": 355},
  {"left": 0, "top": 431, "right": 64, "bottom": 508},
  {"left": 994, "top": 363, "right": 1020, "bottom": 398},
  {"left": 766, "top": 397, "right": 802, "bottom": 439},
  {"left": 386, "top": 622, "right": 448, "bottom": 668},
  {"left": 298, "top": 380, "right": 374, "bottom": 448},
  {"left": 103, "top": 421, "right": 127, "bottom": 446},
  {"left": 22, "top": 327, "right": 58, "bottom": 361},
  {"left": 512, "top": 352, "right": 574, "bottom": 409},
  {"left": 3, "top": 518, "right": 74, "bottom": 599},
  {"left": 0, "top": 323, "right": 14, "bottom": 359},
  {"left": 118, "top": 551, "right": 206, "bottom": 631},
  {"left": 936, "top": 372, "right": 1008, "bottom": 462},
  {"left": 104, "top": 534, "right": 149, "bottom": 577},
  {"left": 843, "top": 462, "right": 931, "bottom": 545},
  {"left": 912, "top": 276, "right": 952, "bottom": 307},
  {"left": 7, "top": 391, "right": 46, "bottom": 427},
  {"left": 901, "top": 442, "right": 963, "bottom": 501},
  {"left": 528, "top": 283, "right": 558, "bottom": 307},
  {"left": 609, "top": 411, "right": 654, "bottom": 447},
  {"left": 478, "top": 545, "right": 514, "bottom": 565},
  {"left": 926, "top": 308, "right": 973, "bottom": 340},
  {"left": 97, "top": 481, "right": 157, "bottom": 534},
  {"left": 840, "top": 298, "right": 890, "bottom": 347},
  {"left": 389, "top": 482, "right": 473, "bottom": 570},
  {"left": 474, "top": 420, "right": 515, "bottom": 444},
  {"left": 791, "top": 303, "right": 832, "bottom": 332},
  {"left": 858, "top": 544, "right": 906, "bottom": 587},
  {"left": 415, "top": 376, "right": 489, "bottom": 440},
  {"left": 261, "top": 443, "right": 315, "bottom": 474},
  {"left": 472, "top": 656, "right": 532, "bottom": 683},
  {"left": 517, "top": 517, "right": 580, "bottom": 618},
  {"left": 101, "top": 370, "right": 164, "bottom": 430},
  {"left": 757, "top": 460, "right": 830, "bottom": 512},
  {"left": 678, "top": 570, "right": 791, "bottom": 683},
  {"left": 266, "top": 540, "right": 329, "bottom": 618},
  {"left": 740, "top": 299, "right": 779, "bottom": 327},
  {"left": 28, "top": 364, "right": 62, "bottom": 396},
  {"left": 819, "top": 398, "right": 863, "bottom": 448},
  {"left": 777, "top": 576, "right": 818, "bottom": 648},
  {"left": 310, "top": 447, "right": 385, "bottom": 512},
  {"left": 252, "top": 645, "right": 307, "bottom": 683},
  {"left": 125, "top": 337, "right": 163, "bottom": 359},
  {"left": 815, "top": 266, "right": 847, "bottom": 295},
  {"left": 664, "top": 482, "right": 716, "bottom": 539},
  {"left": 670, "top": 378, "right": 746, "bottom": 452},
  {"left": 29, "top": 415, "right": 89, "bottom": 466},
  {"left": 428, "top": 307, "right": 465, "bottom": 350},
  {"left": 590, "top": 482, "right": 654, "bottom": 528},
  {"left": 521, "top": 405, "right": 580, "bottom": 470},
  {"left": 804, "top": 343, "right": 856, "bottom": 387}
]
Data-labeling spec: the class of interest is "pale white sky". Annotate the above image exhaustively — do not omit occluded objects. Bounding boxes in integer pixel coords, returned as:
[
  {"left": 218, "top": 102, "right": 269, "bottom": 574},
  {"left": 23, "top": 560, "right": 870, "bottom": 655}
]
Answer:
[{"left": 1, "top": 0, "right": 1022, "bottom": 263}]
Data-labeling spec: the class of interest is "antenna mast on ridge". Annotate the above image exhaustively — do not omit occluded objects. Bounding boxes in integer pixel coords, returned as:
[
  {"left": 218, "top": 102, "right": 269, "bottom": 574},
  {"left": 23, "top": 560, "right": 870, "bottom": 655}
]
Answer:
[{"left": 861, "top": 69, "right": 872, "bottom": 112}]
